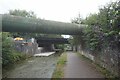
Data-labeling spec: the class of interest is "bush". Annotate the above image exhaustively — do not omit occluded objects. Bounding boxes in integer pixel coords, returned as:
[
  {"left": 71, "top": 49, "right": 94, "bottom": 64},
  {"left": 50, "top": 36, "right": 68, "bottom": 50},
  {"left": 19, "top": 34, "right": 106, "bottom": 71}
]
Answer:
[
  {"left": 2, "top": 32, "right": 26, "bottom": 66},
  {"left": 71, "top": 1, "right": 120, "bottom": 52}
]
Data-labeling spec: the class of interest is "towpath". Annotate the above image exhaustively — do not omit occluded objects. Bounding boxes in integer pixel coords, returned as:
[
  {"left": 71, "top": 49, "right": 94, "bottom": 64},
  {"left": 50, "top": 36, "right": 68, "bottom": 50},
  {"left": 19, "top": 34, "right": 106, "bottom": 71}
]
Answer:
[{"left": 64, "top": 52, "right": 105, "bottom": 78}]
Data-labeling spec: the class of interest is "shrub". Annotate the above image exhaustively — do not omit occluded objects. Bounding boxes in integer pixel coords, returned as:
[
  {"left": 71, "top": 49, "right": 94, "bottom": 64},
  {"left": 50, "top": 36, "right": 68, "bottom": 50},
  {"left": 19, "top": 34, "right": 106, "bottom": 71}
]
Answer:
[{"left": 2, "top": 32, "right": 26, "bottom": 66}]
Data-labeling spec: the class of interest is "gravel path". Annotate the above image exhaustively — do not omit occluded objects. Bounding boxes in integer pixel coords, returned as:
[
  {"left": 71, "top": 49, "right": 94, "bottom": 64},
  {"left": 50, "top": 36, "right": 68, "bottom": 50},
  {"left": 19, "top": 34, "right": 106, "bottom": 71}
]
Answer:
[
  {"left": 3, "top": 53, "right": 60, "bottom": 78},
  {"left": 64, "top": 52, "right": 105, "bottom": 78}
]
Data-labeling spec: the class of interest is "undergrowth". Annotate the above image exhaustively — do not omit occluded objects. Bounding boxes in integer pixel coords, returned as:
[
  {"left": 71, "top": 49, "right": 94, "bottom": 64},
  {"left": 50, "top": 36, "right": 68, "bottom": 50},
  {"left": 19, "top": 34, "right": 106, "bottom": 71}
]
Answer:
[{"left": 52, "top": 52, "right": 67, "bottom": 79}]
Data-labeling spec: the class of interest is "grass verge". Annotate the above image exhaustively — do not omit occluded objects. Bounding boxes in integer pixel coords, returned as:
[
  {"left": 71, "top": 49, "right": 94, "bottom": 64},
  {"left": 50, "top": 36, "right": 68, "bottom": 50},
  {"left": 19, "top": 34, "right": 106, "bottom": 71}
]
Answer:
[
  {"left": 76, "top": 52, "right": 119, "bottom": 80},
  {"left": 52, "top": 52, "right": 67, "bottom": 78}
]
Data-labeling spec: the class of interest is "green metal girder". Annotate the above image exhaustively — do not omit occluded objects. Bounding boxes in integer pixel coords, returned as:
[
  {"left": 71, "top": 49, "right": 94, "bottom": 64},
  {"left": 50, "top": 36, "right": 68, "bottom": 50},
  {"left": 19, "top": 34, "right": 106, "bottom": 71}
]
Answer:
[{"left": 2, "top": 14, "right": 86, "bottom": 35}]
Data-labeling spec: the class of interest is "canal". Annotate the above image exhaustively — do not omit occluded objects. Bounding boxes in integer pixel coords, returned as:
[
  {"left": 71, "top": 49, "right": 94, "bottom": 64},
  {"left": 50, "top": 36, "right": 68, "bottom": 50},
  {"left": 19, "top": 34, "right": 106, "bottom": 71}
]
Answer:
[{"left": 3, "top": 52, "right": 61, "bottom": 78}]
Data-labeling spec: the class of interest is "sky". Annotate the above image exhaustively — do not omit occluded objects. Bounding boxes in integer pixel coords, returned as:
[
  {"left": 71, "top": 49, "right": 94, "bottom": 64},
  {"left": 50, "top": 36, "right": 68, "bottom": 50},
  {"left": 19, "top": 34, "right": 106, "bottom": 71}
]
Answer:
[
  {"left": 0, "top": 0, "right": 116, "bottom": 22},
  {"left": 0, "top": 0, "right": 116, "bottom": 38}
]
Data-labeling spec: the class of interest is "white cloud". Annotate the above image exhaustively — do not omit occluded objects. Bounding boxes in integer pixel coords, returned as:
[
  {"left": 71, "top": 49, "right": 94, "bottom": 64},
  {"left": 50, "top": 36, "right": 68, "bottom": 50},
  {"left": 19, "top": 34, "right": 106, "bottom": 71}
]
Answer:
[{"left": 0, "top": 0, "right": 116, "bottom": 22}]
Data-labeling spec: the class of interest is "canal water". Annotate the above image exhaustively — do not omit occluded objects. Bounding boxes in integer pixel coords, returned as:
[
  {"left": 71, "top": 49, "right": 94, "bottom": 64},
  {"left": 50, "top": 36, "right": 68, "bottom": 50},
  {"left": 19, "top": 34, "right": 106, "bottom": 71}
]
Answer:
[{"left": 3, "top": 52, "right": 61, "bottom": 78}]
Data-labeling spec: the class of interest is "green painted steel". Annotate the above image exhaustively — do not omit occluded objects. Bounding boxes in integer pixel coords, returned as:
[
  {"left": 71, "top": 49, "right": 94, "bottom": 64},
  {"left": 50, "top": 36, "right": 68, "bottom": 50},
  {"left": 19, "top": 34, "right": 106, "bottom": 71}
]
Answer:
[{"left": 2, "top": 14, "right": 86, "bottom": 35}]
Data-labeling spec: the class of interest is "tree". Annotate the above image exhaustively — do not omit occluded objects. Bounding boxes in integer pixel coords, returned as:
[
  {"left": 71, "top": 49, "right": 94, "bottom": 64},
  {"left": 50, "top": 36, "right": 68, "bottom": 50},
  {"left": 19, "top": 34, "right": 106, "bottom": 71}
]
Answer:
[
  {"left": 85, "top": 14, "right": 99, "bottom": 25},
  {"left": 71, "top": 13, "right": 84, "bottom": 24},
  {"left": 70, "top": 1, "right": 119, "bottom": 51},
  {"left": 9, "top": 9, "right": 36, "bottom": 18}
]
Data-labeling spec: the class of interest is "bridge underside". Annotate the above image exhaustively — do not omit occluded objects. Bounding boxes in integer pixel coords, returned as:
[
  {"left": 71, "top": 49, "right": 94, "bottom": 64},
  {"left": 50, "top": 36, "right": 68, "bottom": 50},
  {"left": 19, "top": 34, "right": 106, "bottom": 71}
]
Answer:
[
  {"left": 36, "top": 37, "right": 69, "bottom": 47},
  {"left": 36, "top": 37, "right": 69, "bottom": 52}
]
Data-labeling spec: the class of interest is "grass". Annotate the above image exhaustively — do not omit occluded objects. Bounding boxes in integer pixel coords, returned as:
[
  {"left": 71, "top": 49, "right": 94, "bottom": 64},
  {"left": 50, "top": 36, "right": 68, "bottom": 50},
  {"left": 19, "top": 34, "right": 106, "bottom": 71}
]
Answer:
[
  {"left": 76, "top": 52, "right": 119, "bottom": 80},
  {"left": 52, "top": 52, "right": 67, "bottom": 78}
]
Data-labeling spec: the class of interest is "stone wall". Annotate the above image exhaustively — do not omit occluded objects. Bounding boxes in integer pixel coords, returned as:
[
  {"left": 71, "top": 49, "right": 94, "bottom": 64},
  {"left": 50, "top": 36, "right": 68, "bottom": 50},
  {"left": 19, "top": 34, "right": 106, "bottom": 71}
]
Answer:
[{"left": 75, "top": 44, "right": 120, "bottom": 77}]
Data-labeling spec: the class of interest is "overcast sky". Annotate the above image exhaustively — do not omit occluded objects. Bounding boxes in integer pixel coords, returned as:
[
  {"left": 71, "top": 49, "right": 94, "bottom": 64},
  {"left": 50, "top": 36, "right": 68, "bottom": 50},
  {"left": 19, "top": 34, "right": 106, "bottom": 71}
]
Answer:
[{"left": 0, "top": 0, "right": 116, "bottom": 22}]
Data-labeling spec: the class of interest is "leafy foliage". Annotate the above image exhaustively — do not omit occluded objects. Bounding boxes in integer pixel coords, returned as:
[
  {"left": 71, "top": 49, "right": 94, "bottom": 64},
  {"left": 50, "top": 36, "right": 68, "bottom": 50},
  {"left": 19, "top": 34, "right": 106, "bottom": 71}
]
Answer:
[
  {"left": 2, "top": 32, "right": 26, "bottom": 66},
  {"left": 71, "top": 1, "right": 120, "bottom": 51},
  {"left": 9, "top": 9, "right": 36, "bottom": 18}
]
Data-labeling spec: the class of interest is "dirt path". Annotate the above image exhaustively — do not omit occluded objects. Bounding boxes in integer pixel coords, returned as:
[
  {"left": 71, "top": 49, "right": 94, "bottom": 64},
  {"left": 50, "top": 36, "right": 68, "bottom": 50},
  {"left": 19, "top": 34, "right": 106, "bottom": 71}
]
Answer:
[
  {"left": 3, "top": 53, "right": 60, "bottom": 78},
  {"left": 64, "top": 52, "right": 105, "bottom": 78}
]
